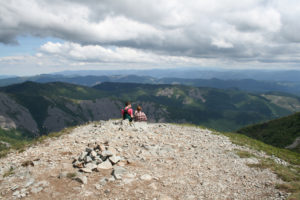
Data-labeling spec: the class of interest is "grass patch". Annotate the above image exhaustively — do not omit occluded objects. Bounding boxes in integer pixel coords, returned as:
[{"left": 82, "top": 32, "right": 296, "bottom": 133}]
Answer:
[
  {"left": 3, "top": 167, "right": 14, "bottom": 177},
  {"left": 220, "top": 132, "right": 300, "bottom": 166},
  {"left": 219, "top": 132, "right": 300, "bottom": 199},
  {"left": 235, "top": 149, "right": 256, "bottom": 158},
  {"left": 0, "top": 126, "right": 76, "bottom": 158},
  {"left": 66, "top": 172, "right": 77, "bottom": 179},
  {"left": 247, "top": 158, "right": 300, "bottom": 199}
]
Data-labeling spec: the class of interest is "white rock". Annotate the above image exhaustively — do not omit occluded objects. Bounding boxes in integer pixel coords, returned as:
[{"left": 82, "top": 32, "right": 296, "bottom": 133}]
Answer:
[
  {"left": 25, "top": 178, "right": 35, "bottom": 187},
  {"left": 140, "top": 174, "right": 152, "bottom": 181},
  {"left": 97, "top": 160, "right": 113, "bottom": 170},
  {"left": 112, "top": 166, "right": 127, "bottom": 180},
  {"left": 31, "top": 187, "right": 43, "bottom": 194},
  {"left": 12, "top": 190, "right": 20, "bottom": 196},
  {"left": 101, "top": 150, "right": 113, "bottom": 157},
  {"left": 85, "top": 163, "right": 98, "bottom": 171},
  {"left": 79, "top": 152, "right": 88, "bottom": 161},
  {"left": 109, "top": 155, "right": 121, "bottom": 164},
  {"left": 84, "top": 156, "right": 92, "bottom": 163},
  {"left": 149, "top": 182, "right": 158, "bottom": 190},
  {"left": 90, "top": 151, "right": 97, "bottom": 158},
  {"left": 81, "top": 168, "right": 92, "bottom": 173}
]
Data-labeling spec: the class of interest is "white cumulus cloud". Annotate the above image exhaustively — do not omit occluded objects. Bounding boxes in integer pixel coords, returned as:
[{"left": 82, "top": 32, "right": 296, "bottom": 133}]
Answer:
[{"left": 0, "top": 0, "right": 300, "bottom": 74}]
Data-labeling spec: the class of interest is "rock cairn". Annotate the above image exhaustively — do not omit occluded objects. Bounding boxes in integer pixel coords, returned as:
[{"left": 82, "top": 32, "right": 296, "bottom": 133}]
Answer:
[{"left": 73, "top": 142, "right": 127, "bottom": 174}]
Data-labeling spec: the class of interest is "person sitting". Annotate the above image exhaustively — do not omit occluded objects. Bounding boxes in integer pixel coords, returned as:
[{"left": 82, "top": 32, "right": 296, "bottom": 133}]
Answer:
[
  {"left": 134, "top": 105, "right": 147, "bottom": 122},
  {"left": 121, "top": 101, "right": 133, "bottom": 122}
]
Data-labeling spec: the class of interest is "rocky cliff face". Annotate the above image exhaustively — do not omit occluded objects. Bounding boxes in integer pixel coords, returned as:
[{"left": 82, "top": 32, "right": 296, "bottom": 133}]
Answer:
[
  {"left": 0, "top": 120, "right": 288, "bottom": 199},
  {"left": 42, "top": 98, "right": 122, "bottom": 133},
  {"left": 0, "top": 93, "right": 38, "bottom": 133}
]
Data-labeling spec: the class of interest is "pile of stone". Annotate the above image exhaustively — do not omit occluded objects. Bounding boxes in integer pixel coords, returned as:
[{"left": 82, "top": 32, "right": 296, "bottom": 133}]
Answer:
[{"left": 72, "top": 142, "right": 126, "bottom": 173}]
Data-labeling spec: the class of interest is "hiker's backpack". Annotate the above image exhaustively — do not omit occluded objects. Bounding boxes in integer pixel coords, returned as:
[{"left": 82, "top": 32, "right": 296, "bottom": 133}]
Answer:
[{"left": 123, "top": 107, "right": 132, "bottom": 122}]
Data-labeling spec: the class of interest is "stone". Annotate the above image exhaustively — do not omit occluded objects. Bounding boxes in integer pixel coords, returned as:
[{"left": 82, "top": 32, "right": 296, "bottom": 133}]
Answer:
[
  {"left": 109, "top": 155, "right": 121, "bottom": 164},
  {"left": 85, "top": 156, "right": 93, "bottom": 163},
  {"left": 25, "top": 178, "right": 35, "bottom": 187},
  {"left": 125, "top": 173, "right": 136, "bottom": 178},
  {"left": 74, "top": 175, "right": 88, "bottom": 184},
  {"left": 94, "top": 156, "right": 103, "bottom": 164},
  {"left": 140, "top": 174, "right": 152, "bottom": 181},
  {"left": 95, "top": 184, "right": 102, "bottom": 190},
  {"left": 35, "top": 180, "right": 49, "bottom": 187},
  {"left": 107, "top": 176, "right": 115, "bottom": 182},
  {"left": 99, "top": 178, "right": 107, "bottom": 186},
  {"left": 73, "top": 161, "right": 84, "bottom": 168},
  {"left": 20, "top": 193, "right": 26, "bottom": 198},
  {"left": 99, "top": 144, "right": 106, "bottom": 151},
  {"left": 117, "top": 161, "right": 126, "bottom": 167},
  {"left": 12, "top": 190, "right": 20, "bottom": 196},
  {"left": 101, "top": 150, "right": 113, "bottom": 157},
  {"left": 80, "top": 167, "right": 92, "bottom": 173},
  {"left": 90, "top": 151, "right": 97, "bottom": 158},
  {"left": 97, "top": 160, "right": 113, "bottom": 170},
  {"left": 58, "top": 172, "right": 68, "bottom": 179},
  {"left": 85, "top": 163, "right": 98, "bottom": 171},
  {"left": 79, "top": 151, "right": 88, "bottom": 161},
  {"left": 85, "top": 147, "right": 93, "bottom": 153},
  {"left": 11, "top": 185, "right": 19, "bottom": 191},
  {"left": 31, "top": 187, "right": 43, "bottom": 194},
  {"left": 149, "top": 182, "right": 158, "bottom": 190},
  {"left": 107, "top": 147, "right": 117, "bottom": 155},
  {"left": 112, "top": 166, "right": 127, "bottom": 180}
]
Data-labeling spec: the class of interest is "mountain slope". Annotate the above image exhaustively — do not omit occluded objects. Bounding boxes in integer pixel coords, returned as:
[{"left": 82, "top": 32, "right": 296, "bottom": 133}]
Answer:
[
  {"left": 94, "top": 82, "right": 297, "bottom": 131},
  {"left": 0, "top": 81, "right": 299, "bottom": 139},
  {"left": 0, "top": 120, "right": 290, "bottom": 199},
  {"left": 0, "top": 81, "right": 122, "bottom": 135},
  {"left": 237, "top": 112, "right": 300, "bottom": 153}
]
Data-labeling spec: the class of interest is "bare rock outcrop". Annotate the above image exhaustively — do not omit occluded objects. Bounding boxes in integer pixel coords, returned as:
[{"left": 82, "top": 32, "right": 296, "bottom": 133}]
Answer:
[{"left": 0, "top": 93, "right": 38, "bottom": 133}]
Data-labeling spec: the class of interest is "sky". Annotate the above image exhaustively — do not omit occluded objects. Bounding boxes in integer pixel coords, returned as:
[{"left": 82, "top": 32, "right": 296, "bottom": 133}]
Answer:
[{"left": 0, "top": 0, "right": 300, "bottom": 76}]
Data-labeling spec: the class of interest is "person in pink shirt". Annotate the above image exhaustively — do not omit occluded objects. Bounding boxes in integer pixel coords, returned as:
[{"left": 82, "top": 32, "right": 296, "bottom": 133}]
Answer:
[{"left": 121, "top": 101, "right": 133, "bottom": 122}]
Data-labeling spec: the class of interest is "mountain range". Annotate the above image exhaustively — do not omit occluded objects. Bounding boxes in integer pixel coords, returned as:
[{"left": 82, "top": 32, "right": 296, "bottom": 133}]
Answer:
[
  {"left": 0, "top": 81, "right": 299, "bottom": 138},
  {"left": 0, "top": 74, "right": 300, "bottom": 96},
  {"left": 54, "top": 69, "right": 300, "bottom": 82}
]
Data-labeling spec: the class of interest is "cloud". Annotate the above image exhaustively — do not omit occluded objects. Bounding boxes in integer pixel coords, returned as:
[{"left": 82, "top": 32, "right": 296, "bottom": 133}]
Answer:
[
  {"left": 0, "top": 0, "right": 300, "bottom": 72},
  {"left": 39, "top": 41, "right": 211, "bottom": 65}
]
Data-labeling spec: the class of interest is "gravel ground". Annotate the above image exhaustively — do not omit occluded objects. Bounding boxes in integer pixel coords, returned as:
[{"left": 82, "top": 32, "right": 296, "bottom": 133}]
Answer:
[{"left": 0, "top": 120, "right": 287, "bottom": 200}]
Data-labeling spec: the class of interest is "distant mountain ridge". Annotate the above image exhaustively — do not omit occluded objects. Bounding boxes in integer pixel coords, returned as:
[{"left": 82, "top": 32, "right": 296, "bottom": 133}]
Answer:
[
  {"left": 0, "top": 74, "right": 300, "bottom": 96},
  {"left": 54, "top": 69, "right": 300, "bottom": 82}
]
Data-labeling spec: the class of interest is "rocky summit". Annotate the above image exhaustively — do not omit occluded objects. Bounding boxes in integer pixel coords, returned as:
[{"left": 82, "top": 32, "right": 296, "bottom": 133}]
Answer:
[{"left": 0, "top": 120, "right": 288, "bottom": 199}]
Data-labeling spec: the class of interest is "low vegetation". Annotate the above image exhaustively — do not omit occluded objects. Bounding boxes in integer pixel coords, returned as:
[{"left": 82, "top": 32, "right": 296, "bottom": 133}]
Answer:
[
  {"left": 0, "top": 126, "right": 76, "bottom": 158},
  {"left": 3, "top": 166, "right": 14, "bottom": 178},
  {"left": 222, "top": 132, "right": 300, "bottom": 199},
  {"left": 237, "top": 112, "right": 300, "bottom": 153}
]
